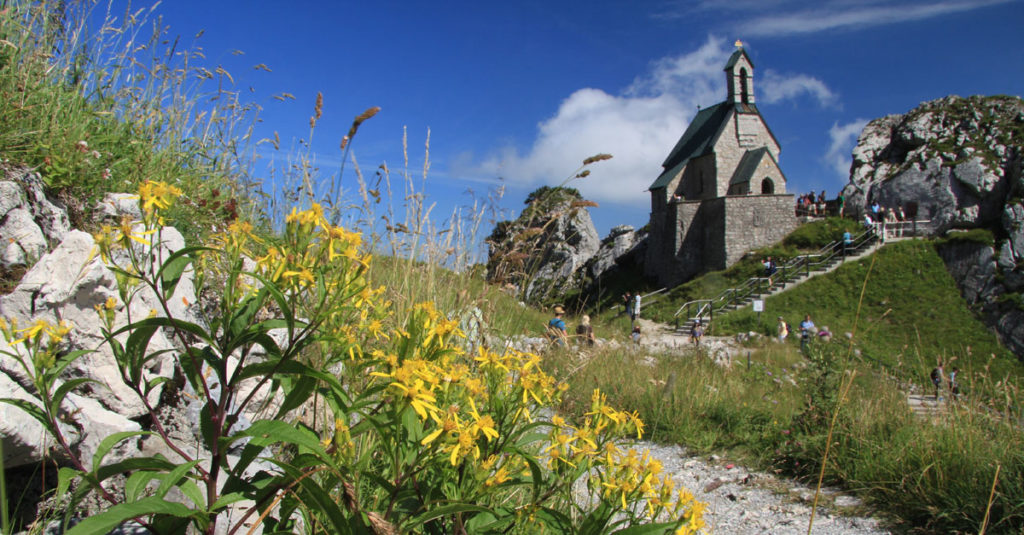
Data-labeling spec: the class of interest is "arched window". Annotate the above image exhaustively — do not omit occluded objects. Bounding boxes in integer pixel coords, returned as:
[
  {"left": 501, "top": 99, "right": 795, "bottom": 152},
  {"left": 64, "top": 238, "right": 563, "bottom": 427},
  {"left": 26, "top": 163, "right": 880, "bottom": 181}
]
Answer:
[
  {"left": 740, "top": 68, "right": 749, "bottom": 104},
  {"left": 761, "top": 177, "right": 774, "bottom": 194}
]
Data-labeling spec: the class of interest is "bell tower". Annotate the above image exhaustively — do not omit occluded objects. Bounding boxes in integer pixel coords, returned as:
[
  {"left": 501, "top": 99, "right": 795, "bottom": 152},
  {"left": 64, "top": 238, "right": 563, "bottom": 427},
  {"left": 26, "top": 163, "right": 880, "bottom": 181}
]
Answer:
[{"left": 725, "top": 40, "right": 755, "bottom": 105}]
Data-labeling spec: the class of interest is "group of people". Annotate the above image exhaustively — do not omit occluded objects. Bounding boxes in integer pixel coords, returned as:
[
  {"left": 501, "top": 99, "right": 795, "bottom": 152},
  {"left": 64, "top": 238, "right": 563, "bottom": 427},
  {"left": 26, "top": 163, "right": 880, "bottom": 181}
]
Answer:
[
  {"left": 930, "top": 363, "right": 961, "bottom": 401},
  {"left": 863, "top": 200, "right": 909, "bottom": 240},
  {"left": 795, "top": 190, "right": 830, "bottom": 217},
  {"left": 776, "top": 314, "right": 831, "bottom": 349},
  {"left": 546, "top": 306, "right": 596, "bottom": 347}
]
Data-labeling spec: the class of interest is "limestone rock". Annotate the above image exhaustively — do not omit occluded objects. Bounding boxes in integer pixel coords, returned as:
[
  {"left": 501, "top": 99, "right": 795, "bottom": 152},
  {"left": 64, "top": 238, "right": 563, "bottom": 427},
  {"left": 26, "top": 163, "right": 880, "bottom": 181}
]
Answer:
[
  {"left": 588, "top": 225, "right": 642, "bottom": 280},
  {"left": 0, "top": 173, "right": 71, "bottom": 269},
  {"left": 0, "top": 227, "right": 196, "bottom": 420},
  {"left": 94, "top": 192, "right": 143, "bottom": 222},
  {"left": 486, "top": 187, "right": 601, "bottom": 302},
  {"left": 842, "top": 95, "right": 1024, "bottom": 360}
]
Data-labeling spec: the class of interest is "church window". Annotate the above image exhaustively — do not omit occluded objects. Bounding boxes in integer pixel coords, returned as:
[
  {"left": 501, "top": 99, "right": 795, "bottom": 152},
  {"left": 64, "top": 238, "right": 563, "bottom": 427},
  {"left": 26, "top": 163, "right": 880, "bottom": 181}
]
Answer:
[
  {"left": 740, "top": 68, "right": 749, "bottom": 104},
  {"left": 761, "top": 177, "right": 774, "bottom": 194}
]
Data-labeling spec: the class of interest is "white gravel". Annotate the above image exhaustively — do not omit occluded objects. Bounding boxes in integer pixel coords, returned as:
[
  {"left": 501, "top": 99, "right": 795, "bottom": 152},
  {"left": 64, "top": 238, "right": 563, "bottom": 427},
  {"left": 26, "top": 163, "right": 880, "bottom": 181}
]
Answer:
[{"left": 623, "top": 441, "right": 892, "bottom": 534}]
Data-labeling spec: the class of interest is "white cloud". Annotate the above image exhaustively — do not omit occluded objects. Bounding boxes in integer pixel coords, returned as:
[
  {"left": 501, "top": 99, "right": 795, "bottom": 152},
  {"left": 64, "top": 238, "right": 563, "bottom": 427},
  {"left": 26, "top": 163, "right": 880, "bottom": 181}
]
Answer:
[
  {"left": 730, "top": 0, "right": 1012, "bottom": 37},
  {"left": 457, "top": 36, "right": 838, "bottom": 208},
  {"left": 760, "top": 70, "right": 837, "bottom": 108},
  {"left": 825, "top": 118, "right": 869, "bottom": 178}
]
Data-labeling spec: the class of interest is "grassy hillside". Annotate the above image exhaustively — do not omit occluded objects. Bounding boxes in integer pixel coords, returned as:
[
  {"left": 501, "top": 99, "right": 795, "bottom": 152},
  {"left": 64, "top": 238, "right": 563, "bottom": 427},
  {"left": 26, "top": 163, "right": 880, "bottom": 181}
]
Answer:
[{"left": 715, "top": 239, "right": 1020, "bottom": 384}]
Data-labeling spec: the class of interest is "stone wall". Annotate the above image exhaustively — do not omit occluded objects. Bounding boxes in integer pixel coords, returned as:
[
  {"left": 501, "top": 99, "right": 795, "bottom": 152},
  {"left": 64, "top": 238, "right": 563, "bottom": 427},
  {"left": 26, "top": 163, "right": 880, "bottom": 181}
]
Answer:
[
  {"left": 644, "top": 194, "right": 795, "bottom": 288},
  {"left": 723, "top": 195, "right": 797, "bottom": 266}
]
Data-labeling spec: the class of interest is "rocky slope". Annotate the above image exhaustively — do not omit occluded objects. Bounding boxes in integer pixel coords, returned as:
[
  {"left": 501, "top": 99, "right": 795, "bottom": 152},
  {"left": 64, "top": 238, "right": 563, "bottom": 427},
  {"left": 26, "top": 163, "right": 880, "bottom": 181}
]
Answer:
[{"left": 841, "top": 95, "right": 1024, "bottom": 358}]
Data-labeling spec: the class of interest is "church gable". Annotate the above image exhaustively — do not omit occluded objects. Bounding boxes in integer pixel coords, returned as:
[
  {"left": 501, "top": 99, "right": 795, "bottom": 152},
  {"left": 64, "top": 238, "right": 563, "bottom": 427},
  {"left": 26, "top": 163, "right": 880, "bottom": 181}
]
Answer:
[{"left": 726, "top": 148, "right": 786, "bottom": 195}]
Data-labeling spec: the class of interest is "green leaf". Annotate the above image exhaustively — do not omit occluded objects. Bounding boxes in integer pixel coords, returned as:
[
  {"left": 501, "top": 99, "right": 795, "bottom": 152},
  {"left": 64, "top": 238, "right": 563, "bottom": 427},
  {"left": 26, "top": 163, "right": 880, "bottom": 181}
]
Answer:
[
  {"left": 228, "top": 294, "right": 263, "bottom": 340},
  {"left": 51, "top": 378, "right": 95, "bottom": 412},
  {"left": 210, "top": 491, "right": 248, "bottom": 512},
  {"left": 65, "top": 497, "right": 196, "bottom": 535},
  {"left": 124, "top": 471, "right": 158, "bottom": 502},
  {"left": 0, "top": 398, "right": 48, "bottom": 429},
  {"left": 51, "top": 349, "right": 92, "bottom": 378},
  {"left": 406, "top": 503, "right": 493, "bottom": 530},
  {"left": 153, "top": 459, "right": 201, "bottom": 499},
  {"left": 90, "top": 431, "right": 150, "bottom": 472},
  {"left": 269, "top": 461, "right": 354, "bottom": 535},
  {"left": 156, "top": 246, "right": 210, "bottom": 300},
  {"left": 55, "top": 467, "right": 83, "bottom": 502}
]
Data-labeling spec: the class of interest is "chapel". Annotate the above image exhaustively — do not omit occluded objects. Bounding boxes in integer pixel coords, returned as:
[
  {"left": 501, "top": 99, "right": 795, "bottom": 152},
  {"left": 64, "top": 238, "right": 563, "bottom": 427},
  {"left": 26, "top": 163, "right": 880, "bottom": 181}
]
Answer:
[{"left": 643, "top": 41, "right": 796, "bottom": 287}]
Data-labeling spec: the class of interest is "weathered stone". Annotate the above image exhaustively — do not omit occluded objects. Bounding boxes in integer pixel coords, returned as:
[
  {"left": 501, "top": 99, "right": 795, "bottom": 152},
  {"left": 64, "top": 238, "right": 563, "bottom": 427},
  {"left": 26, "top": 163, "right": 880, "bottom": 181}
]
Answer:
[
  {"left": 94, "top": 192, "right": 143, "bottom": 222},
  {"left": 935, "top": 241, "right": 1001, "bottom": 305},
  {"left": 1, "top": 207, "right": 48, "bottom": 268}
]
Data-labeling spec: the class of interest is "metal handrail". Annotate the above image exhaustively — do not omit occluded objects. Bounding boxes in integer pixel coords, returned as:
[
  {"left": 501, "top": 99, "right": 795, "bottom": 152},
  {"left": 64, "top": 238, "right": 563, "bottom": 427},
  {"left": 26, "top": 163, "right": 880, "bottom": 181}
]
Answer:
[{"left": 668, "top": 220, "right": 933, "bottom": 328}]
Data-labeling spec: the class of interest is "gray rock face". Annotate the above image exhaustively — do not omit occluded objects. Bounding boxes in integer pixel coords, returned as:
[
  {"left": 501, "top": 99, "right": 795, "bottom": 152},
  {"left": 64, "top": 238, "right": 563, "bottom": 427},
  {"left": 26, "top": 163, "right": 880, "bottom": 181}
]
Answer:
[
  {"left": 843, "top": 95, "right": 1024, "bottom": 360},
  {"left": 486, "top": 188, "right": 602, "bottom": 302},
  {"left": 589, "top": 225, "right": 641, "bottom": 280},
  {"left": 0, "top": 172, "right": 70, "bottom": 269}
]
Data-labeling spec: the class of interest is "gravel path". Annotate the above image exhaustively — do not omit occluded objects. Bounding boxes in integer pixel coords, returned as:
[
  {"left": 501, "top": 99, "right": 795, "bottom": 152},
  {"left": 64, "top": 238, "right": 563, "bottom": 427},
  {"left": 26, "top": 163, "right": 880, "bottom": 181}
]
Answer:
[{"left": 629, "top": 441, "right": 892, "bottom": 534}]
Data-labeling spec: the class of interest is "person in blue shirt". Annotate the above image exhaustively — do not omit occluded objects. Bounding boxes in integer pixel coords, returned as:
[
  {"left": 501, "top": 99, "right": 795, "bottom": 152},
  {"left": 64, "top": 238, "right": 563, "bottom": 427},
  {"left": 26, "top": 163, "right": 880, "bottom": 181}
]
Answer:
[
  {"left": 842, "top": 230, "right": 853, "bottom": 257},
  {"left": 799, "top": 314, "right": 816, "bottom": 352},
  {"left": 547, "top": 305, "right": 568, "bottom": 346}
]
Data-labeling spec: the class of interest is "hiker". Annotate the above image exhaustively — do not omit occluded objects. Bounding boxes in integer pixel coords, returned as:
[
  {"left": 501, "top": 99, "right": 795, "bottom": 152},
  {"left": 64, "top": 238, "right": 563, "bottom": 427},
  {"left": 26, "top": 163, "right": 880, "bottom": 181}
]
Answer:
[
  {"left": 777, "top": 316, "right": 789, "bottom": 342},
  {"left": 949, "top": 367, "right": 960, "bottom": 398},
  {"left": 799, "top": 314, "right": 815, "bottom": 352},
  {"left": 546, "top": 306, "right": 568, "bottom": 346},
  {"left": 842, "top": 230, "right": 853, "bottom": 257},
  {"left": 624, "top": 292, "right": 633, "bottom": 317},
  {"left": 633, "top": 293, "right": 642, "bottom": 323},
  {"left": 631, "top": 325, "right": 642, "bottom": 345},
  {"left": 763, "top": 256, "right": 777, "bottom": 286},
  {"left": 576, "top": 314, "right": 595, "bottom": 346},
  {"left": 863, "top": 212, "right": 873, "bottom": 230},
  {"left": 690, "top": 319, "right": 704, "bottom": 347},
  {"left": 837, "top": 192, "right": 845, "bottom": 217},
  {"left": 930, "top": 363, "right": 945, "bottom": 400}
]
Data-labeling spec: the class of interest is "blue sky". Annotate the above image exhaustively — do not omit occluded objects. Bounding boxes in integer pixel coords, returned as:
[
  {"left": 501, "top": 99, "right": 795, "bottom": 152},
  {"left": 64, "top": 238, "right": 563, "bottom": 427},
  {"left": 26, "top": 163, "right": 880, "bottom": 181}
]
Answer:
[{"left": 113, "top": 0, "right": 1023, "bottom": 244}]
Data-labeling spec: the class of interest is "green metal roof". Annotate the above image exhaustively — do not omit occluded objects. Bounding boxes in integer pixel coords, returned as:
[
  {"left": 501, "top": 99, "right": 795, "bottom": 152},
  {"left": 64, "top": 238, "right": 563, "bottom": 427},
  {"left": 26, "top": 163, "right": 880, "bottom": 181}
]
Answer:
[
  {"left": 728, "top": 148, "right": 768, "bottom": 186},
  {"left": 724, "top": 47, "right": 754, "bottom": 70},
  {"left": 650, "top": 102, "right": 733, "bottom": 192},
  {"left": 650, "top": 159, "right": 688, "bottom": 192}
]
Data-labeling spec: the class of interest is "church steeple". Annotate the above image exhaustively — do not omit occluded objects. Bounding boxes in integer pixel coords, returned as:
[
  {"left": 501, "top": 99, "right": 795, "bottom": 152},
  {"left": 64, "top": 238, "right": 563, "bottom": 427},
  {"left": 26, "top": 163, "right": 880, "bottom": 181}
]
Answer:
[{"left": 724, "top": 40, "right": 755, "bottom": 105}]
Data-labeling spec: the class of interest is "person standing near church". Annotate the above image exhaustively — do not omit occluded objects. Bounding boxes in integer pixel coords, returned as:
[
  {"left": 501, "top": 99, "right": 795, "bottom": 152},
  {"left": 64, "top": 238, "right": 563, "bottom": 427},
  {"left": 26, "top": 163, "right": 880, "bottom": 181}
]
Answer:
[{"left": 633, "top": 293, "right": 642, "bottom": 323}]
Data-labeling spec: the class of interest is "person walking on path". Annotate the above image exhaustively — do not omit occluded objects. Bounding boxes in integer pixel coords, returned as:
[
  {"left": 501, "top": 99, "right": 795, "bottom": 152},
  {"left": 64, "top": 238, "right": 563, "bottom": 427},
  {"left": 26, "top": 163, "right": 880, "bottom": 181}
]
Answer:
[
  {"left": 930, "top": 362, "right": 945, "bottom": 400},
  {"left": 690, "top": 319, "right": 704, "bottom": 347},
  {"left": 777, "top": 316, "right": 789, "bottom": 343},
  {"left": 799, "top": 314, "right": 815, "bottom": 353},
  {"left": 576, "top": 315, "right": 595, "bottom": 346},
  {"left": 632, "top": 293, "right": 642, "bottom": 324},
  {"left": 842, "top": 230, "right": 853, "bottom": 258},
  {"left": 547, "top": 306, "right": 568, "bottom": 347},
  {"left": 948, "top": 366, "right": 960, "bottom": 399}
]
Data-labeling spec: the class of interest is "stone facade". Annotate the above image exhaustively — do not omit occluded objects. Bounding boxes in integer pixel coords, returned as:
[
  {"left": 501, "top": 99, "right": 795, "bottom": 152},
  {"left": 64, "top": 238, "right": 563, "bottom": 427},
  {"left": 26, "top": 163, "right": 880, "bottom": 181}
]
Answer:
[{"left": 644, "top": 43, "right": 796, "bottom": 287}]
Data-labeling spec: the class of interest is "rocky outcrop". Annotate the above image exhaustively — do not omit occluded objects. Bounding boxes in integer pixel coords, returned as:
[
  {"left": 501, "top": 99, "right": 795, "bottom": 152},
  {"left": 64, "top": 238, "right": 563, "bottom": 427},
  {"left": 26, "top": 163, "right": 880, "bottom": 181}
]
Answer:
[
  {"left": 0, "top": 169, "right": 71, "bottom": 269},
  {"left": 588, "top": 225, "right": 645, "bottom": 281},
  {"left": 842, "top": 95, "right": 1024, "bottom": 359},
  {"left": 486, "top": 187, "right": 601, "bottom": 302},
  {"left": 0, "top": 176, "right": 198, "bottom": 468},
  {"left": 843, "top": 95, "right": 1022, "bottom": 230}
]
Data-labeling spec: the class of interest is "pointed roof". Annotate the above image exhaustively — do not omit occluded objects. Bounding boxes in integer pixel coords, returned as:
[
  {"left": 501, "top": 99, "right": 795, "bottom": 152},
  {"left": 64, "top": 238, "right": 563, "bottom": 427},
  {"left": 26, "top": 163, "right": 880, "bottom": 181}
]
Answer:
[
  {"left": 724, "top": 46, "right": 754, "bottom": 70},
  {"left": 728, "top": 147, "right": 786, "bottom": 186},
  {"left": 649, "top": 102, "right": 733, "bottom": 192}
]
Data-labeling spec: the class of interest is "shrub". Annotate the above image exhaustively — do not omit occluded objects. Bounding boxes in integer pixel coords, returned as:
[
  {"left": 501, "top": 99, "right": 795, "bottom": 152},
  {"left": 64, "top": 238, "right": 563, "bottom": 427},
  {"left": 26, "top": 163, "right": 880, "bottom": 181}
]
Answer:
[{"left": 1, "top": 186, "right": 705, "bottom": 534}]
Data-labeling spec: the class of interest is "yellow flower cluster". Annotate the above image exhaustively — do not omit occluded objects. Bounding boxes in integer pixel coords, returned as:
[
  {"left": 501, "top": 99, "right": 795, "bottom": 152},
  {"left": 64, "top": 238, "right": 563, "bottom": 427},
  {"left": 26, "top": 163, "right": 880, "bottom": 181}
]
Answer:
[
  {"left": 0, "top": 316, "right": 73, "bottom": 371},
  {"left": 137, "top": 180, "right": 183, "bottom": 218}
]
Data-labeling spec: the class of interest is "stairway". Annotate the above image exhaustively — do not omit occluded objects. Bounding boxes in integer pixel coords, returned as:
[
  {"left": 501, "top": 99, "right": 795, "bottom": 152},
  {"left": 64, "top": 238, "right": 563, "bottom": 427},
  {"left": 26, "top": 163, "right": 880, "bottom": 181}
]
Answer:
[{"left": 674, "top": 233, "right": 884, "bottom": 334}]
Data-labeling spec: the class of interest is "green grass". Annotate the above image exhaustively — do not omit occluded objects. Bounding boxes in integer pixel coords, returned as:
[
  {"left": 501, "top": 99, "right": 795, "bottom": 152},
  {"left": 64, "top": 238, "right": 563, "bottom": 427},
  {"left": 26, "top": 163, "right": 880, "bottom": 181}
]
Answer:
[
  {"left": 716, "top": 240, "right": 1020, "bottom": 386},
  {"left": 544, "top": 333, "right": 1024, "bottom": 534},
  {"left": 637, "top": 217, "right": 862, "bottom": 324}
]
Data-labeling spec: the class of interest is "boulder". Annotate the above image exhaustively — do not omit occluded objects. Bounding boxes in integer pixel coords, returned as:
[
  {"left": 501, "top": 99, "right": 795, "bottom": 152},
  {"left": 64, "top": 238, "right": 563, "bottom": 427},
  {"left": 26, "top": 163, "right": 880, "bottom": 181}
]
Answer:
[{"left": 0, "top": 227, "right": 196, "bottom": 420}]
